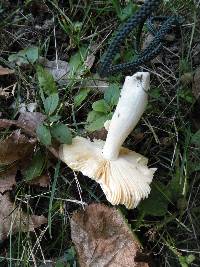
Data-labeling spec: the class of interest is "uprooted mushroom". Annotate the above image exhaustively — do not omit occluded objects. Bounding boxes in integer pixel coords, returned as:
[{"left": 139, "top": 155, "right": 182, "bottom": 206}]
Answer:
[{"left": 59, "top": 72, "right": 156, "bottom": 209}]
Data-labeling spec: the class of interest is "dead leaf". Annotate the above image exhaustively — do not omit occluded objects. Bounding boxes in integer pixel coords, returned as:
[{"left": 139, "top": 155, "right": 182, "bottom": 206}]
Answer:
[
  {"left": 81, "top": 73, "right": 109, "bottom": 93},
  {"left": 0, "top": 65, "right": 14, "bottom": 75},
  {"left": 0, "top": 112, "right": 45, "bottom": 137},
  {"left": 17, "top": 112, "right": 46, "bottom": 136},
  {"left": 29, "top": 173, "right": 50, "bottom": 187},
  {"left": 0, "top": 193, "right": 47, "bottom": 241},
  {"left": 88, "top": 127, "right": 107, "bottom": 141},
  {"left": 0, "top": 130, "right": 36, "bottom": 165},
  {"left": 0, "top": 87, "right": 11, "bottom": 98},
  {"left": 0, "top": 173, "right": 16, "bottom": 193},
  {"left": 85, "top": 54, "right": 95, "bottom": 70},
  {"left": 0, "top": 113, "right": 60, "bottom": 160},
  {"left": 0, "top": 119, "right": 17, "bottom": 128},
  {"left": 71, "top": 203, "right": 149, "bottom": 267},
  {"left": 193, "top": 67, "right": 200, "bottom": 99},
  {"left": 40, "top": 58, "right": 70, "bottom": 85}
]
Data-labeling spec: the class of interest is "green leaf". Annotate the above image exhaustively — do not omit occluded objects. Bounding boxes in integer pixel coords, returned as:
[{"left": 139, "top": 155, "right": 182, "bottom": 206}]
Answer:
[
  {"left": 69, "top": 46, "right": 88, "bottom": 76},
  {"left": 92, "top": 99, "right": 110, "bottom": 113},
  {"left": 166, "top": 173, "right": 184, "bottom": 202},
  {"left": 8, "top": 46, "right": 39, "bottom": 65},
  {"left": 49, "top": 115, "right": 61, "bottom": 123},
  {"left": 191, "top": 130, "right": 200, "bottom": 146},
  {"left": 37, "top": 65, "right": 57, "bottom": 95},
  {"left": 44, "top": 93, "right": 59, "bottom": 115},
  {"left": 86, "top": 110, "right": 104, "bottom": 123},
  {"left": 118, "top": 2, "right": 138, "bottom": 21},
  {"left": 86, "top": 111, "right": 113, "bottom": 132},
  {"left": 55, "top": 261, "right": 65, "bottom": 267},
  {"left": 138, "top": 182, "right": 169, "bottom": 216},
  {"left": 24, "top": 150, "right": 45, "bottom": 181},
  {"left": 74, "top": 88, "right": 90, "bottom": 107},
  {"left": 104, "top": 83, "right": 120, "bottom": 106},
  {"left": 36, "top": 124, "right": 52, "bottom": 146},
  {"left": 51, "top": 123, "right": 72, "bottom": 144},
  {"left": 186, "top": 254, "right": 195, "bottom": 264}
]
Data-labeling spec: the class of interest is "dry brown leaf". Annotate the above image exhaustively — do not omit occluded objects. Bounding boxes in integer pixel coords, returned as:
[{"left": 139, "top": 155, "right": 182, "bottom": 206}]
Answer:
[
  {"left": 29, "top": 173, "right": 50, "bottom": 187},
  {"left": 0, "top": 112, "right": 45, "bottom": 137},
  {"left": 0, "top": 193, "right": 47, "bottom": 241},
  {"left": 0, "top": 173, "right": 16, "bottom": 193},
  {"left": 39, "top": 58, "right": 70, "bottom": 85},
  {"left": 0, "top": 130, "right": 36, "bottom": 165},
  {"left": 85, "top": 54, "right": 95, "bottom": 70},
  {"left": 0, "top": 119, "right": 17, "bottom": 128},
  {"left": 193, "top": 67, "right": 200, "bottom": 99},
  {"left": 0, "top": 65, "right": 14, "bottom": 75},
  {"left": 17, "top": 112, "right": 46, "bottom": 136},
  {"left": 71, "top": 203, "right": 149, "bottom": 267},
  {"left": 88, "top": 127, "right": 108, "bottom": 141},
  {"left": 0, "top": 113, "right": 60, "bottom": 160}
]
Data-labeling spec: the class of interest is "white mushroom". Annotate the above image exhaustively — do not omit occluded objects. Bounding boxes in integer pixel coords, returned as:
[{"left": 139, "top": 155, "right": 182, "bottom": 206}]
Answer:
[{"left": 59, "top": 72, "right": 156, "bottom": 209}]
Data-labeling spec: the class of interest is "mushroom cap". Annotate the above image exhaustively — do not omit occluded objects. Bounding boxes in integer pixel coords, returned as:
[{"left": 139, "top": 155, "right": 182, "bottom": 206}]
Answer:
[{"left": 59, "top": 136, "right": 156, "bottom": 209}]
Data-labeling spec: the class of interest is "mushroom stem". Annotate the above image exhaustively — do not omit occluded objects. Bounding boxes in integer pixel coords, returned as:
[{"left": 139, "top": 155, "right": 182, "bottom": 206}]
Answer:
[{"left": 102, "top": 72, "right": 150, "bottom": 160}]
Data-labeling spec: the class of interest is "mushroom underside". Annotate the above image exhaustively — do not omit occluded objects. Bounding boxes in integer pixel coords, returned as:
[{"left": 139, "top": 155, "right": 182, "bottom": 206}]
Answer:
[{"left": 59, "top": 137, "right": 156, "bottom": 209}]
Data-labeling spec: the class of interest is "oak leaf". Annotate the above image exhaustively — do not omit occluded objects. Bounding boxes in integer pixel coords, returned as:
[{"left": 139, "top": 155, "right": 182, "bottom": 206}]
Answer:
[{"left": 71, "top": 203, "right": 149, "bottom": 267}]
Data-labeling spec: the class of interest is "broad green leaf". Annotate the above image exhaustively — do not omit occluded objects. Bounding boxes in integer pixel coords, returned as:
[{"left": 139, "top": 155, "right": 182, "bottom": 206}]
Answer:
[
  {"left": 44, "top": 93, "right": 59, "bottom": 115},
  {"left": 69, "top": 46, "right": 88, "bottom": 76},
  {"left": 55, "top": 261, "right": 65, "bottom": 267},
  {"left": 51, "top": 123, "right": 72, "bottom": 144},
  {"left": 186, "top": 254, "right": 195, "bottom": 264},
  {"left": 138, "top": 182, "right": 169, "bottom": 216},
  {"left": 8, "top": 46, "right": 39, "bottom": 65},
  {"left": 86, "top": 110, "right": 104, "bottom": 123},
  {"left": 37, "top": 65, "right": 57, "bottom": 95},
  {"left": 86, "top": 114, "right": 110, "bottom": 132},
  {"left": 179, "top": 254, "right": 195, "bottom": 267},
  {"left": 104, "top": 83, "right": 120, "bottom": 106},
  {"left": 74, "top": 88, "right": 90, "bottom": 107},
  {"left": 24, "top": 150, "right": 45, "bottom": 181},
  {"left": 191, "top": 130, "right": 200, "bottom": 146},
  {"left": 92, "top": 99, "right": 110, "bottom": 113},
  {"left": 36, "top": 124, "right": 51, "bottom": 146},
  {"left": 49, "top": 115, "right": 61, "bottom": 123}
]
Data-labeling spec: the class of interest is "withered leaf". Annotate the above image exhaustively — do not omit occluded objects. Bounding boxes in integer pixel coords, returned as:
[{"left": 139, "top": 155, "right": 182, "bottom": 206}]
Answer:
[
  {"left": 0, "top": 113, "right": 60, "bottom": 160},
  {"left": 29, "top": 173, "right": 50, "bottom": 187},
  {"left": 0, "top": 130, "right": 36, "bottom": 165},
  {"left": 0, "top": 119, "right": 17, "bottom": 128},
  {"left": 0, "top": 193, "right": 47, "bottom": 241},
  {"left": 0, "top": 173, "right": 16, "bottom": 193},
  {"left": 0, "top": 112, "right": 45, "bottom": 137},
  {"left": 39, "top": 58, "right": 70, "bottom": 85},
  {"left": 0, "top": 65, "right": 15, "bottom": 75},
  {"left": 71, "top": 203, "right": 149, "bottom": 267},
  {"left": 17, "top": 112, "right": 46, "bottom": 136}
]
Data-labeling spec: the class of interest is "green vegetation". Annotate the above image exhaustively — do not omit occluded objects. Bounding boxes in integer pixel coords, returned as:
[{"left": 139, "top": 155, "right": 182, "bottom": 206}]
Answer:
[{"left": 0, "top": 0, "right": 200, "bottom": 266}]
